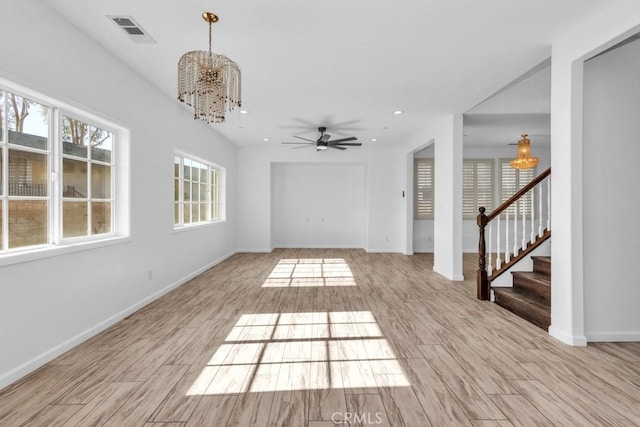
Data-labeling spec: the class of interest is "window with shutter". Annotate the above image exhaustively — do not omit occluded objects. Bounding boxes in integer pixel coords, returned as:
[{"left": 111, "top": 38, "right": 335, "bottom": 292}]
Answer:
[
  {"left": 414, "top": 158, "right": 434, "bottom": 219},
  {"left": 499, "top": 159, "right": 535, "bottom": 217},
  {"left": 463, "top": 159, "right": 494, "bottom": 219}
]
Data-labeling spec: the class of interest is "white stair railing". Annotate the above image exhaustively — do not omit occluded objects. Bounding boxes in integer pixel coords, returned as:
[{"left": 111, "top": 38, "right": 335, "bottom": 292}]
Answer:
[{"left": 476, "top": 167, "right": 551, "bottom": 300}]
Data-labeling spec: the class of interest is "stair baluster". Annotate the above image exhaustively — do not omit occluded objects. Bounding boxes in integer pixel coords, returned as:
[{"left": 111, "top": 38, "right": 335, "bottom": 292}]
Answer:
[
  {"left": 488, "top": 222, "right": 492, "bottom": 275},
  {"left": 530, "top": 189, "right": 535, "bottom": 244},
  {"left": 547, "top": 177, "right": 551, "bottom": 231},
  {"left": 513, "top": 199, "right": 518, "bottom": 257},
  {"left": 476, "top": 167, "right": 551, "bottom": 302},
  {"left": 539, "top": 181, "right": 543, "bottom": 237},
  {"left": 496, "top": 217, "right": 501, "bottom": 270}
]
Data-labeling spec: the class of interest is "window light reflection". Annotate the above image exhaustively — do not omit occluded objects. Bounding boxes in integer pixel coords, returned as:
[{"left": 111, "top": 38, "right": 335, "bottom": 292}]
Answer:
[
  {"left": 187, "top": 311, "right": 410, "bottom": 395},
  {"left": 262, "top": 258, "right": 356, "bottom": 287}
]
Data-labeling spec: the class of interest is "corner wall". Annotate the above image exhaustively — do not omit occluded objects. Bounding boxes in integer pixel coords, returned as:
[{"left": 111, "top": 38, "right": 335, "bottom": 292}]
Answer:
[
  {"left": 550, "top": 0, "right": 640, "bottom": 345},
  {"left": 237, "top": 146, "right": 406, "bottom": 253},
  {"left": 582, "top": 38, "right": 640, "bottom": 341}
]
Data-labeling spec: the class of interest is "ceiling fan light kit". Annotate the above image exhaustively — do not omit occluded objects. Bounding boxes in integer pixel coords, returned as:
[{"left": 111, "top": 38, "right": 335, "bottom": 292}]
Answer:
[
  {"left": 282, "top": 127, "right": 362, "bottom": 152},
  {"left": 510, "top": 133, "right": 539, "bottom": 169},
  {"left": 177, "top": 12, "right": 241, "bottom": 124}
]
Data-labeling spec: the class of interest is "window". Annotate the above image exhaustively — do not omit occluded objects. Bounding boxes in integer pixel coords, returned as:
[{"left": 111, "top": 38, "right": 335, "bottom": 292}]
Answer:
[
  {"left": 463, "top": 159, "right": 494, "bottom": 219},
  {"left": 0, "top": 84, "right": 125, "bottom": 256},
  {"left": 414, "top": 158, "right": 434, "bottom": 219},
  {"left": 499, "top": 159, "right": 535, "bottom": 216},
  {"left": 62, "top": 116, "right": 114, "bottom": 238},
  {"left": 174, "top": 153, "right": 224, "bottom": 227}
]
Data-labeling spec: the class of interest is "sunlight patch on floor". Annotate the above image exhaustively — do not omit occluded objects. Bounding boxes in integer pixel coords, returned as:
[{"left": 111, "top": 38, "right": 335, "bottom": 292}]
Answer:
[
  {"left": 262, "top": 258, "right": 357, "bottom": 287},
  {"left": 186, "top": 311, "right": 410, "bottom": 395}
]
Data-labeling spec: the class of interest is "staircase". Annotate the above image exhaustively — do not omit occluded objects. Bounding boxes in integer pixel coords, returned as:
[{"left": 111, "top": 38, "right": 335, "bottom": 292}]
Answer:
[
  {"left": 493, "top": 256, "right": 550, "bottom": 330},
  {"left": 476, "top": 167, "right": 552, "bottom": 330}
]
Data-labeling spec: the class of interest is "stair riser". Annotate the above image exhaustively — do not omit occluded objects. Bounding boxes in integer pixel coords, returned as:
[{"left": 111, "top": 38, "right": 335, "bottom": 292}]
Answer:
[
  {"left": 494, "top": 295, "right": 550, "bottom": 330},
  {"left": 513, "top": 276, "right": 551, "bottom": 300},
  {"left": 533, "top": 258, "right": 551, "bottom": 276}
]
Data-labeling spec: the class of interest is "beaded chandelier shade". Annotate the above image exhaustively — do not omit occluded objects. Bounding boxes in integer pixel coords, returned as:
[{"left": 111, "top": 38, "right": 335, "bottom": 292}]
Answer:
[
  {"left": 510, "top": 134, "right": 539, "bottom": 169},
  {"left": 177, "top": 12, "right": 241, "bottom": 124}
]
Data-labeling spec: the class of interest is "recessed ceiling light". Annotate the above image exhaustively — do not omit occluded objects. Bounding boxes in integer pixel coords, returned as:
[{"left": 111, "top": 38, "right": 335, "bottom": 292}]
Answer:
[
  {"left": 393, "top": 110, "right": 404, "bottom": 115},
  {"left": 240, "top": 110, "right": 249, "bottom": 114},
  {"left": 263, "top": 138, "right": 270, "bottom": 142},
  {"left": 371, "top": 138, "right": 377, "bottom": 142}
]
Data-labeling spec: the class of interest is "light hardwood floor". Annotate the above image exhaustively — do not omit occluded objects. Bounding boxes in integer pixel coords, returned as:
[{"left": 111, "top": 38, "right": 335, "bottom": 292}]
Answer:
[{"left": 1, "top": 249, "right": 640, "bottom": 426}]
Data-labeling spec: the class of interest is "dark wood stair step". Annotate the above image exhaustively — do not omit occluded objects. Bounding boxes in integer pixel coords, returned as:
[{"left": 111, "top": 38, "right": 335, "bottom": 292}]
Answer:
[
  {"left": 511, "top": 271, "right": 551, "bottom": 300},
  {"left": 493, "top": 287, "right": 551, "bottom": 330},
  {"left": 531, "top": 256, "right": 551, "bottom": 276}
]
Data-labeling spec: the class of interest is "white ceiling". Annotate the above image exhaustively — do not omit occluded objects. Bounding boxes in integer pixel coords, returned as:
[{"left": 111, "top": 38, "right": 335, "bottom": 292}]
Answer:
[
  {"left": 41, "top": 0, "right": 609, "bottom": 148},
  {"left": 464, "top": 60, "right": 551, "bottom": 147}
]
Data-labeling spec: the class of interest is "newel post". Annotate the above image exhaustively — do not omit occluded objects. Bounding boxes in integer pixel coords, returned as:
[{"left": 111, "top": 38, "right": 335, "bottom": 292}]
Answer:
[{"left": 477, "top": 207, "right": 489, "bottom": 300}]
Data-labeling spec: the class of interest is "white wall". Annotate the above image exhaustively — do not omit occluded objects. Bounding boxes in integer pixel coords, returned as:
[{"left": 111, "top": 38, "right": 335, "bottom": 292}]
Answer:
[
  {"left": 272, "top": 163, "right": 366, "bottom": 248},
  {"left": 413, "top": 145, "right": 434, "bottom": 252},
  {"left": 0, "top": 0, "right": 237, "bottom": 388},
  {"left": 582, "top": 38, "right": 640, "bottom": 341},
  {"left": 550, "top": 0, "right": 640, "bottom": 345},
  {"left": 433, "top": 114, "right": 464, "bottom": 280},
  {"left": 237, "top": 146, "right": 406, "bottom": 253}
]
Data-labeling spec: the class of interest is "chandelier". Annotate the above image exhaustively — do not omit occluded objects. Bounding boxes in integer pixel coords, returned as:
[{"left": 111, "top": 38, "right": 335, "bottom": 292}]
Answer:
[
  {"left": 510, "top": 134, "right": 539, "bottom": 169},
  {"left": 177, "top": 12, "right": 241, "bottom": 124}
]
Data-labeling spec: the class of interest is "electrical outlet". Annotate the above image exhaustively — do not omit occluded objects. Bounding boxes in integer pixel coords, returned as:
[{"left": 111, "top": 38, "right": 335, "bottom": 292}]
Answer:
[{"left": 148, "top": 269, "right": 153, "bottom": 280}]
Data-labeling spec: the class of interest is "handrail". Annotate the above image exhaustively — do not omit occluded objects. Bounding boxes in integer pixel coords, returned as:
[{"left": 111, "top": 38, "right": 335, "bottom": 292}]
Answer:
[
  {"left": 486, "top": 167, "right": 551, "bottom": 222},
  {"left": 477, "top": 166, "right": 551, "bottom": 300}
]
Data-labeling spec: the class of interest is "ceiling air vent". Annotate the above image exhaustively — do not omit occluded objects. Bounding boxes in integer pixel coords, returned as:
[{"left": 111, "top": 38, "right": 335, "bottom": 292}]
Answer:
[{"left": 107, "top": 15, "right": 156, "bottom": 44}]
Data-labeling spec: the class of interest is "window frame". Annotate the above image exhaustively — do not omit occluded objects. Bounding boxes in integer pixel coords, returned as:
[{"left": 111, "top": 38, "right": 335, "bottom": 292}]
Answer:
[
  {"left": 0, "top": 78, "right": 130, "bottom": 265},
  {"left": 414, "top": 158, "right": 434, "bottom": 220},
  {"left": 498, "top": 158, "right": 537, "bottom": 218},
  {"left": 57, "top": 111, "right": 116, "bottom": 242},
  {"left": 462, "top": 158, "right": 494, "bottom": 220},
  {"left": 173, "top": 150, "right": 225, "bottom": 230}
]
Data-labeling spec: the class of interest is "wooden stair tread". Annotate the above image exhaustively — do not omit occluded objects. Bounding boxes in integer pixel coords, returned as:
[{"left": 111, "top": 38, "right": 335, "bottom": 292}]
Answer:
[
  {"left": 531, "top": 256, "right": 551, "bottom": 262},
  {"left": 511, "top": 271, "right": 550, "bottom": 285},
  {"left": 531, "top": 256, "right": 551, "bottom": 276},
  {"left": 493, "top": 287, "right": 550, "bottom": 330}
]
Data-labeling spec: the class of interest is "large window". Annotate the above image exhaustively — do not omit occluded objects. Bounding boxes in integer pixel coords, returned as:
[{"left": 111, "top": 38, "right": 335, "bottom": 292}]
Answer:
[
  {"left": 463, "top": 159, "right": 494, "bottom": 219},
  {"left": 414, "top": 158, "right": 434, "bottom": 219},
  {"left": 174, "top": 153, "right": 224, "bottom": 228},
  {"left": 0, "top": 85, "right": 122, "bottom": 255},
  {"left": 61, "top": 116, "right": 114, "bottom": 238},
  {"left": 499, "top": 159, "right": 535, "bottom": 216}
]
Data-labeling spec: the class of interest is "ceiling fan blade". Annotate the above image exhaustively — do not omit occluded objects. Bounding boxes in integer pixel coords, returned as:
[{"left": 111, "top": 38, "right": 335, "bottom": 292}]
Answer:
[
  {"left": 329, "top": 145, "right": 346, "bottom": 150},
  {"left": 293, "top": 144, "right": 316, "bottom": 149},
  {"left": 331, "top": 142, "right": 362, "bottom": 146},
  {"left": 293, "top": 136, "right": 317, "bottom": 143},
  {"left": 320, "top": 134, "right": 331, "bottom": 143},
  {"left": 327, "top": 137, "right": 357, "bottom": 144},
  {"left": 282, "top": 142, "right": 314, "bottom": 145}
]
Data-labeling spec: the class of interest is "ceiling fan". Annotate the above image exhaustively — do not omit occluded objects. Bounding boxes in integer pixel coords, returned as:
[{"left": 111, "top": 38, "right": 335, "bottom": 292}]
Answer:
[{"left": 282, "top": 127, "right": 361, "bottom": 151}]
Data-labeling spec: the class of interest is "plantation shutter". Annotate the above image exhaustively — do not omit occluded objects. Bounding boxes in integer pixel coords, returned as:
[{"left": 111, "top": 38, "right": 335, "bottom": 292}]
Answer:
[
  {"left": 499, "top": 159, "right": 535, "bottom": 216},
  {"left": 414, "top": 158, "right": 434, "bottom": 219},
  {"left": 463, "top": 159, "right": 494, "bottom": 219}
]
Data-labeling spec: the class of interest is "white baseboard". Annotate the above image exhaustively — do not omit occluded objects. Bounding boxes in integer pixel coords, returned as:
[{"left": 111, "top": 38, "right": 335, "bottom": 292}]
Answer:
[
  {"left": 585, "top": 331, "right": 640, "bottom": 342},
  {"left": 236, "top": 248, "right": 273, "bottom": 253},
  {"left": 0, "top": 250, "right": 236, "bottom": 391},
  {"left": 365, "top": 248, "right": 405, "bottom": 253},
  {"left": 433, "top": 266, "right": 464, "bottom": 281},
  {"left": 548, "top": 325, "right": 587, "bottom": 346},
  {"left": 274, "top": 244, "right": 365, "bottom": 249}
]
